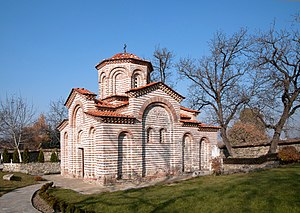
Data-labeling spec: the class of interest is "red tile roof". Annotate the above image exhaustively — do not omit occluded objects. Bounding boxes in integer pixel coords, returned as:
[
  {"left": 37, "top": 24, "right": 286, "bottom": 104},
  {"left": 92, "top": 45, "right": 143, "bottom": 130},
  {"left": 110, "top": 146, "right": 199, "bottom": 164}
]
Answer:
[
  {"left": 110, "top": 53, "right": 143, "bottom": 60},
  {"left": 198, "top": 123, "right": 221, "bottom": 129},
  {"left": 180, "top": 114, "right": 192, "bottom": 119},
  {"left": 126, "top": 82, "right": 185, "bottom": 102},
  {"left": 65, "top": 88, "right": 97, "bottom": 108},
  {"left": 180, "top": 106, "right": 199, "bottom": 113},
  {"left": 96, "top": 101, "right": 129, "bottom": 109},
  {"left": 86, "top": 110, "right": 134, "bottom": 118},
  {"left": 101, "top": 95, "right": 129, "bottom": 102},
  {"left": 95, "top": 52, "right": 153, "bottom": 71},
  {"left": 73, "top": 88, "right": 96, "bottom": 96},
  {"left": 180, "top": 119, "right": 201, "bottom": 124},
  {"left": 127, "top": 82, "right": 157, "bottom": 92}
]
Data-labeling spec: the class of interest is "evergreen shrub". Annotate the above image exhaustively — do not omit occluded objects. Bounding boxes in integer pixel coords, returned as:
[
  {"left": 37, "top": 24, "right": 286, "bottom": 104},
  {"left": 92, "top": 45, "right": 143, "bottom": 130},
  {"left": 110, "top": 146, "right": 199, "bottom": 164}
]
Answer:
[
  {"left": 2, "top": 148, "right": 10, "bottom": 163},
  {"left": 12, "top": 149, "right": 20, "bottom": 163},
  {"left": 38, "top": 149, "right": 45, "bottom": 163}
]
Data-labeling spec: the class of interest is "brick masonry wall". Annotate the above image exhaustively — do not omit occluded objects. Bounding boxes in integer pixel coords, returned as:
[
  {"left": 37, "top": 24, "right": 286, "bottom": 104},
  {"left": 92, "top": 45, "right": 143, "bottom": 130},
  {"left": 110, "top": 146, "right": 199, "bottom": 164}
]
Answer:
[{"left": 59, "top": 56, "right": 220, "bottom": 184}]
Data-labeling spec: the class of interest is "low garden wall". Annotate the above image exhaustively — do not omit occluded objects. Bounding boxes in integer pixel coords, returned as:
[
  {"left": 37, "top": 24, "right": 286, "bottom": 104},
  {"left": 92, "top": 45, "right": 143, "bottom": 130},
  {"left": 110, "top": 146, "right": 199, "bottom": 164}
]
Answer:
[
  {"left": 220, "top": 139, "right": 300, "bottom": 174},
  {"left": 221, "top": 139, "right": 300, "bottom": 158},
  {"left": 3, "top": 162, "right": 60, "bottom": 175},
  {"left": 222, "top": 160, "right": 279, "bottom": 174}
]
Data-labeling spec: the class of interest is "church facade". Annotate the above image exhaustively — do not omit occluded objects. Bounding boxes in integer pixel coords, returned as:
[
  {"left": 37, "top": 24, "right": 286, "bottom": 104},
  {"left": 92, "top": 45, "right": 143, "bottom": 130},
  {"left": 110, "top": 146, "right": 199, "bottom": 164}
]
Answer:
[{"left": 58, "top": 52, "right": 220, "bottom": 184}]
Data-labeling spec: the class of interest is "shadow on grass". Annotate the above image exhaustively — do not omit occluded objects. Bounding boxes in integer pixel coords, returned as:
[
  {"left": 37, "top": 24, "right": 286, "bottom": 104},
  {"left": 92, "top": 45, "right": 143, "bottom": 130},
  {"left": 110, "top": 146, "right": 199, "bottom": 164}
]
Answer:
[{"left": 11, "top": 176, "right": 22, "bottom": 181}]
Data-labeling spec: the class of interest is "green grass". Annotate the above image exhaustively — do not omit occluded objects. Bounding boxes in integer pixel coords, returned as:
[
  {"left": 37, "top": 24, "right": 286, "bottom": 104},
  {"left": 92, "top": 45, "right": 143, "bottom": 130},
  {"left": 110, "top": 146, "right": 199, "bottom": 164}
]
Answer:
[
  {"left": 48, "top": 164, "right": 300, "bottom": 213},
  {"left": 0, "top": 171, "right": 38, "bottom": 197}
]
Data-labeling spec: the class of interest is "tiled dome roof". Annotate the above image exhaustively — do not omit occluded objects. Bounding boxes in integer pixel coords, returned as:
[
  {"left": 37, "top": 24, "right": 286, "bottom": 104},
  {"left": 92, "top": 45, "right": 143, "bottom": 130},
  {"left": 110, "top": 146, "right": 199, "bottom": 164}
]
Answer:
[
  {"left": 109, "top": 52, "right": 142, "bottom": 60},
  {"left": 95, "top": 52, "right": 153, "bottom": 71}
]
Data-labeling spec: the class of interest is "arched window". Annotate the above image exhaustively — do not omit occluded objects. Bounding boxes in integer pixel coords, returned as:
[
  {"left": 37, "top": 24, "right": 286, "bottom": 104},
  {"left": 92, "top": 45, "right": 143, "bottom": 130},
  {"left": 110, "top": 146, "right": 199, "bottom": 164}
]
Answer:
[
  {"left": 146, "top": 127, "right": 153, "bottom": 143},
  {"left": 101, "top": 76, "right": 107, "bottom": 98},
  {"left": 77, "top": 130, "right": 83, "bottom": 144},
  {"left": 73, "top": 105, "right": 84, "bottom": 127},
  {"left": 132, "top": 73, "right": 141, "bottom": 88},
  {"left": 159, "top": 128, "right": 166, "bottom": 143},
  {"left": 64, "top": 132, "right": 68, "bottom": 159}
]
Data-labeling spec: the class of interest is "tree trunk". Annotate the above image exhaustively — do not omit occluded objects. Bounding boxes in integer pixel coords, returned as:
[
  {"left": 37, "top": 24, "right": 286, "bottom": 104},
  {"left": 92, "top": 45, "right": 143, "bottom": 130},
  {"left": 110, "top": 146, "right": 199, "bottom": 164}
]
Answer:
[
  {"left": 268, "top": 132, "right": 280, "bottom": 154},
  {"left": 268, "top": 105, "right": 290, "bottom": 154},
  {"left": 17, "top": 148, "right": 23, "bottom": 163},
  {"left": 220, "top": 127, "right": 234, "bottom": 157}
]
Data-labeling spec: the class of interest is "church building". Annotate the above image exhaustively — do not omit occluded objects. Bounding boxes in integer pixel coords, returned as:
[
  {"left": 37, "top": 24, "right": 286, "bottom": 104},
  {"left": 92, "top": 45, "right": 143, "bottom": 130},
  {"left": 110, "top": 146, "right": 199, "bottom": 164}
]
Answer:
[{"left": 58, "top": 52, "right": 220, "bottom": 184}]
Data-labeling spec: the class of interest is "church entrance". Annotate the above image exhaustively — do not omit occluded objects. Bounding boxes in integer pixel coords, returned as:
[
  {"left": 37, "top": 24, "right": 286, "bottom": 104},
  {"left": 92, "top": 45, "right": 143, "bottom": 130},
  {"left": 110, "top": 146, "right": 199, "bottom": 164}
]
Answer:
[
  {"left": 78, "top": 148, "right": 84, "bottom": 177},
  {"left": 200, "top": 138, "right": 210, "bottom": 170},
  {"left": 117, "top": 132, "right": 132, "bottom": 179},
  {"left": 182, "top": 134, "right": 193, "bottom": 172}
]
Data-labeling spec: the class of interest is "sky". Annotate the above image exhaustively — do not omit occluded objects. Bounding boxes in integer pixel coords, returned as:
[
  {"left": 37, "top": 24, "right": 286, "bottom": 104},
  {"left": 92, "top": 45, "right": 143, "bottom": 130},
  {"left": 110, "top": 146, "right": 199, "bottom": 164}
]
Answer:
[{"left": 0, "top": 0, "right": 299, "bottom": 115}]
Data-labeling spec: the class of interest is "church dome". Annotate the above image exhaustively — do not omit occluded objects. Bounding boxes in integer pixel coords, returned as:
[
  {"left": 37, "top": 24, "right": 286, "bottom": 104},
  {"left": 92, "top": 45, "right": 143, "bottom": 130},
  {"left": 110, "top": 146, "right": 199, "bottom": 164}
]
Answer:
[
  {"left": 110, "top": 52, "right": 142, "bottom": 60},
  {"left": 95, "top": 52, "right": 153, "bottom": 71}
]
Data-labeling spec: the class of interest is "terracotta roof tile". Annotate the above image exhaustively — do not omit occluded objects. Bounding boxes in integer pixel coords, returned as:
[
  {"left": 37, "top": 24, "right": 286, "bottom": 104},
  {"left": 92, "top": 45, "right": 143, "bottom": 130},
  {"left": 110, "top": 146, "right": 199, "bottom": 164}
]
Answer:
[
  {"left": 198, "top": 123, "right": 221, "bottom": 129},
  {"left": 126, "top": 82, "right": 185, "bottom": 102},
  {"left": 180, "top": 119, "right": 201, "bottom": 124},
  {"left": 86, "top": 110, "right": 134, "bottom": 118},
  {"left": 180, "top": 114, "right": 192, "bottom": 119},
  {"left": 127, "top": 82, "right": 158, "bottom": 92},
  {"left": 96, "top": 101, "right": 129, "bottom": 109},
  {"left": 110, "top": 53, "right": 142, "bottom": 60},
  {"left": 180, "top": 106, "right": 199, "bottom": 113},
  {"left": 96, "top": 52, "right": 153, "bottom": 71},
  {"left": 73, "top": 88, "right": 96, "bottom": 96}
]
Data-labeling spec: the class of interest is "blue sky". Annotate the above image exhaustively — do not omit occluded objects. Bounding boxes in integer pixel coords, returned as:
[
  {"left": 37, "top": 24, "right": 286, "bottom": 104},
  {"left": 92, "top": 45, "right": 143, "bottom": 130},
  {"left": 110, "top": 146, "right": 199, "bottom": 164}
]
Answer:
[{"left": 0, "top": 0, "right": 299, "bottom": 114}]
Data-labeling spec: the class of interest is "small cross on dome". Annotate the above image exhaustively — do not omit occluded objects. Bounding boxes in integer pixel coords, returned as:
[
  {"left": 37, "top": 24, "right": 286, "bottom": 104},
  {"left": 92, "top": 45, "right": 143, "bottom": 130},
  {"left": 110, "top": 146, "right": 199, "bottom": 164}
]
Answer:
[{"left": 123, "top": 44, "right": 127, "bottom": 53}]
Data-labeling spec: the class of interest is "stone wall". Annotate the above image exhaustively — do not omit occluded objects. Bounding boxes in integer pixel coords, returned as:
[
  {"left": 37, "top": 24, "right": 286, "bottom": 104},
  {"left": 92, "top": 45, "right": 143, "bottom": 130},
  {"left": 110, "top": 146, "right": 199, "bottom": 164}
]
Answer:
[
  {"left": 222, "top": 161, "right": 279, "bottom": 174},
  {"left": 221, "top": 139, "right": 300, "bottom": 158},
  {"left": 3, "top": 162, "right": 60, "bottom": 175}
]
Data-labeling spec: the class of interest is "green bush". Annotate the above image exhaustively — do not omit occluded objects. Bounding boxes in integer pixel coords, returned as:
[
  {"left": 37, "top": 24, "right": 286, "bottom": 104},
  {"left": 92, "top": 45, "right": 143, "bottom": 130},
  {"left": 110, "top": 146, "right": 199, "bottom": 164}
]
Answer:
[
  {"left": 38, "top": 149, "right": 45, "bottom": 163},
  {"left": 66, "top": 204, "right": 75, "bottom": 213},
  {"left": 211, "top": 157, "right": 222, "bottom": 175},
  {"left": 278, "top": 146, "right": 300, "bottom": 163},
  {"left": 59, "top": 200, "right": 67, "bottom": 213},
  {"left": 23, "top": 148, "right": 30, "bottom": 163},
  {"left": 39, "top": 182, "right": 53, "bottom": 194},
  {"left": 50, "top": 151, "right": 59, "bottom": 162},
  {"left": 2, "top": 148, "right": 10, "bottom": 163},
  {"left": 12, "top": 149, "right": 20, "bottom": 163}
]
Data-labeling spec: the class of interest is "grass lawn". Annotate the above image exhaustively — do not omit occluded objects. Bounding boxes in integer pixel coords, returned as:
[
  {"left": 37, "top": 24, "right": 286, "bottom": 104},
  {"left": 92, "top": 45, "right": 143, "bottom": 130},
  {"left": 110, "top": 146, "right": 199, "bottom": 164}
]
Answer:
[
  {"left": 0, "top": 171, "right": 38, "bottom": 197},
  {"left": 48, "top": 164, "right": 300, "bottom": 213}
]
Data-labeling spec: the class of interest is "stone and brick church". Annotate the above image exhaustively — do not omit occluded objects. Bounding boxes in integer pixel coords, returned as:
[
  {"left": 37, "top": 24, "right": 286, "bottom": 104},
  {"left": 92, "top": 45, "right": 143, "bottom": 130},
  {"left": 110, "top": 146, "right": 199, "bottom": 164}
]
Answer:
[{"left": 58, "top": 52, "right": 220, "bottom": 184}]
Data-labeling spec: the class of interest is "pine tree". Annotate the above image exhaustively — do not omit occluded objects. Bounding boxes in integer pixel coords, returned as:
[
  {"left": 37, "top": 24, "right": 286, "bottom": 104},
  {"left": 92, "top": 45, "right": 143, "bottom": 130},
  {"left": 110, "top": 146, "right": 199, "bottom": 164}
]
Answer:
[
  {"left": 2, "top": 148, "right": 10, "bottom": 163},
  {"left": 38, "top": 149, "right": 45, "bottom": 163},
  {"left": 23, "top": 148, "right": 30, "bottom": 163},
  {"left": 12, "top": 149, "right": 20, "bottom": 163},
  {"left": 50, "top": 151, "right": 59, "bottom": 162}
]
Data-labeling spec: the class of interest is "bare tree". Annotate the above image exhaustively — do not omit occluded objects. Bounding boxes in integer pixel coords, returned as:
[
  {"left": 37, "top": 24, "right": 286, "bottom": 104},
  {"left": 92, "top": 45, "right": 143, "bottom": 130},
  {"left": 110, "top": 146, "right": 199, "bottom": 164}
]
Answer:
[
  {"left": 46, "top": 97, "right": 68, "bottom": 147},
  {"left": 151, "top": 46, "right": 175, "bottom": 86},
  {"left": 250, "top": 20, "right": 300, "bottom": 153},
  {"left": 0, "top": 95, "right": 35, "bottom": 162},
  {"left": 177, "top": 29, "right": 252, "bottom": 156}
]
